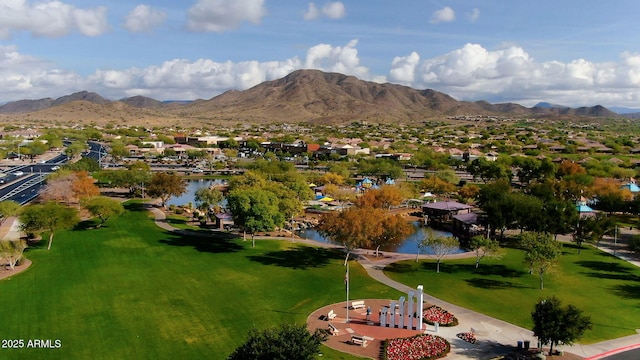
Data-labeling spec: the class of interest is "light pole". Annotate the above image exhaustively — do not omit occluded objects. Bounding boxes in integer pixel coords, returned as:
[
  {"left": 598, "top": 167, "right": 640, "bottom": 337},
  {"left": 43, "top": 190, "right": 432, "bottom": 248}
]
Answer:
[
  {"left": 345, "top": 261, "right": 350, "bottom": 323},
  {"left": 613, "top": 225, "right": 618, "bottom": 256}
]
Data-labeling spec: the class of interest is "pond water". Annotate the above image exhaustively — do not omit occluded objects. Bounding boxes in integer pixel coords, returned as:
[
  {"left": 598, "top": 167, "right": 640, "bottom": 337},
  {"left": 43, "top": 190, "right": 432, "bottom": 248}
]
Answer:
[
  {"left": 167, "top": 181, "right": 465, "bottom": 256},
  {"left": 298, "top": 222, "right": 466, "bottom": 256},
  {"left": 166, "top": 179, "right": 227, "bottom": 207}
]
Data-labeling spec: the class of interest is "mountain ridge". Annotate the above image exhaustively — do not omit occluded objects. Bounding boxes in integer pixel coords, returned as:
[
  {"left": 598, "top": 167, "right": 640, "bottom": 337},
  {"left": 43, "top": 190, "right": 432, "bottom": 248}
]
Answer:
[{"left": 0, "top": 69, "right": 620, "bottom": 125}]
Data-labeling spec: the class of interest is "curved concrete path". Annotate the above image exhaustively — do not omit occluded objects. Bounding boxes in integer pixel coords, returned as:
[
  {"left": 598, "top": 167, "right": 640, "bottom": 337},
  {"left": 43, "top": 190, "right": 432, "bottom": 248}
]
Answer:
[
  {"left": 148, "top": 205, "right": 640, "bottom": 359},
  {"left": 0, "top": 217, "right": 32, "bottom": 280}
]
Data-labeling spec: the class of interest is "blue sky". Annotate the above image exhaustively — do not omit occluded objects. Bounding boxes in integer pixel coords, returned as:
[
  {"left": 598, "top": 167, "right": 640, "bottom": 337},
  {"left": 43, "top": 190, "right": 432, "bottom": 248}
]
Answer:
[{"left": 2, "top": 0, "right": 640, "bottom": 109}]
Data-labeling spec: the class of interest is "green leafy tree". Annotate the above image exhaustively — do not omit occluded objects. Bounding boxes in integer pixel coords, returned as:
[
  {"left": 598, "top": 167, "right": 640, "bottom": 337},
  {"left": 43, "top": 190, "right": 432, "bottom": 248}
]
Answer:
[
  {"left": 572, "top": 213, "right": 615, "bottom": 253},
  {"left": 422, "top": 230, "right": 460, "bottom": 273},
  {"left": 476, "top": 179, "right": 514, "bottom": 239},
  {"left": 194, "top": 187, "right": 224, "bottom": 219},
  {"left": 64, "top": 157, "right": 101, "bottom": 172},
  {"left": 228, "top": 323, "right": 327, "bottom": 360},
  {"left": 542, "top": 199, "right": 579, "bottom": 240},
  {"left": 532, "top": 296, "right": 592, "bottom": 355},
  {"left": 65, "top": 141, "right": 87, "bottom": 160},
  {"left": 227, "top": 171, "right": 267, "bottom": 191},
  {"left": 357, "top": 158, "right": 403, "bottom": 180},
  {"left": 19, "top": 201, "right": 79, "bottom": 250},
  {"left": 467, "top": 158, "right": 512, "bottom": 183},
  {"left": 146, "top": 172, "right": 187, "bottom": 207},
  {"left": 521, "top": 232, "right": 562, "bottom": 290},
  {"left": 0, "top": 200, "right": 20, "bottom": 225},
  {"left": 108, "top": 141, "right": 129, "bottom": 162},
  {"left": 99, "top": 167, "right": 151, "bottom": 196},
  {"left": 511, "top": 193, "right": 545, "bottom": 233},
  {"left": 26, "top": 140, "right": 48, "bottom": 160},
  {"left": 0, "top": 239, "right": 27, "bottom": 270},
  {"left": 81, "top": 196, "right": 125, "bottom": 226},
  {"left": 227, "top": 188, "right": 285, "bottom": 247},
  {"left": 469, "top": 235, "right": 500, "bottom": 269}
]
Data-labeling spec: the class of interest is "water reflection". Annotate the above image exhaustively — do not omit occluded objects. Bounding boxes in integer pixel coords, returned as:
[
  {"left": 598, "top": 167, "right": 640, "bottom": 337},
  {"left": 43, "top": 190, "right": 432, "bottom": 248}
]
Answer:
[
  {"left": 166, "top": 179, "right": 227, "bottom": 207},
  {"left": 167, "top": 183, "right": 464, "bottom": 256},
  {"left": 297, "top": 222, "right": 465, "bottom": 255}
]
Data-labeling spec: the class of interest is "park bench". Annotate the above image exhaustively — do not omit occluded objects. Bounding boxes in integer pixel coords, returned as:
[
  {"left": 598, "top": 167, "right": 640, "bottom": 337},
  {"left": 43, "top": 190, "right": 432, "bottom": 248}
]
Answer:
[
  {"left": 350, "top": 300, "right": 365, "bottom": 309},
  {"left": 327, "top": 309, "right": 337, "bottom": 321},
  {"left": 351, "top": 335, "right": 367, "bottom": 347},
  {"left": 328, "top": 323, "right": 339, "bottom": 336}
]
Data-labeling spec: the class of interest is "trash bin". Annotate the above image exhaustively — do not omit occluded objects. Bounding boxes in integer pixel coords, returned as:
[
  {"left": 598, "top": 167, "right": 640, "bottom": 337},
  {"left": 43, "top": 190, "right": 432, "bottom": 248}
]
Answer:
[
  {"left": 517, "top": 340, "right": 523, "bottom": 349},
  {"left": 524, "top": 340, "right": 530, "bottom": 350}
]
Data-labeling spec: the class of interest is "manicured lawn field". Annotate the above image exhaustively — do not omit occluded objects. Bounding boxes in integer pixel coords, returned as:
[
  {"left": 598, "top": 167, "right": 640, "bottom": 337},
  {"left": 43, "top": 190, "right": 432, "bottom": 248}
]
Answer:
[
  {"left": 385, "top": 244, "right": 640, "bottom": 343},
  {"left": 0, "top": 203, "right": 399, "bottom": 359}
]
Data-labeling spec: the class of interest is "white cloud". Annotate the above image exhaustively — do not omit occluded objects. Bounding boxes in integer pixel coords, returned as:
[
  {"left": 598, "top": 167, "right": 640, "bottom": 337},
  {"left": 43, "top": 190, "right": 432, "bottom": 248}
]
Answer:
[
  {"left": 303, "top": 3, "right": 320, "bottom": 20},
  {"left": 0, "top": 45, "right": 85, "bottom": 99},
  {"left": 89, "top": 57, "right": 303, "bottom": 100},
  {"left": 39, "top": 39, "right": 371, "bottom": 100},
  {"left": 322, "top": 2, "right": 346, "bottom": 19},
  {"left": 6, "top": 40, "right": 640, "bottom": 108},
  {"left": 304, "top": 2, "right": 346, "bottom": 21},
  {"left": 123, "top": 4, "right": 167, "bottom": 33},
  {"left": 304, "top": 39, "right": 369, "bottom": 79},
  {"left": 397, "top": 43, "right": 640, "bottom": 107},
  {"left": 430, "top": 7, "right": 455, "bottom": 24},
  {"left": 389, "top": 52, "right": 420, "bottom": 85},
  {"left": 73, "top": 6, "right": 109, "bottom": 36},
  {"left": 186, "top": 0, "right": 267, "bottom": 32},
  {"left": 0, "top": 1, "right": 109, "bottom": 38},
  {"left": 467, "top": 8, "right": 480, "bottom": 23}
]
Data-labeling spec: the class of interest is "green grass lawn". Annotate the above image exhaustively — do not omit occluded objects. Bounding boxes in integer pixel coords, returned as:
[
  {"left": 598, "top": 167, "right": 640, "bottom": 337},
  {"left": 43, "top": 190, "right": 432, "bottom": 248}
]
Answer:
[
  {"left": 0, "top": 203, "right": 399, "bottom": 360},
  {"left": 385, "top": 244, "right": 640, "bottom": 343},
  {"left": 164, "top": 213, "right": 204, "bottom": 231}
]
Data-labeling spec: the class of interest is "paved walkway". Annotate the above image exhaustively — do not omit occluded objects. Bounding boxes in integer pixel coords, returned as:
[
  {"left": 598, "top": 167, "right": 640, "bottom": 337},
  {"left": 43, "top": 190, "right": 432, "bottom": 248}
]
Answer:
[
  {"left": 0, "top": 217, "right": 32, "bottom": 280},
  {"left": 5, "top": 205, "right": 638, "bottom": 358},
  {"left": 146, "top": 207, "right": 640, "bottom": 359}
]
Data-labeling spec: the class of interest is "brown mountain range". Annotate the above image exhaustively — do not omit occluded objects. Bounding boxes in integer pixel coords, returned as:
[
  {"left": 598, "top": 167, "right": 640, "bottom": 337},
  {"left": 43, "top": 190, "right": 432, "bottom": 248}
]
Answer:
[{"left": 0, "top": 69, "right": 618, "bottom": 126}]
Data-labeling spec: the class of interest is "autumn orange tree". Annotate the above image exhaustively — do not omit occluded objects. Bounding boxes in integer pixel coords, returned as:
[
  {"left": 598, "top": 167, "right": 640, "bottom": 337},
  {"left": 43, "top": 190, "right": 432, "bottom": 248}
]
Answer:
[
  {"left": 72, "top": 171, "right": 100, "bottom": 199},
  {"left": 317, "top": 206, "right": 380, "bottom": 264},
  {"left": 354, "top": 185, "right": 404, "bottom": 210},
  {"left": 318, "top": 187, "right": 413, "bottom": 261},
  {"left": 556, "top": 160, "right": 586, "bottom": 178},
  {"left": 40, "top": 171, "right": 99, "bottom": 204},
  {"left": 147, "top": 172, "right": 187, "bottom": 208},
  {"left": 318, "top": 172, "right": 345, "bottom": 185},
  {"left": 458, "top": 184, "right": 480, "bottom": 201},
  {"left": 587, "top": 178, "right": 632, "bottom": 214},
  {"left": 373, "top": 213, "right": 413, "bottom": 257},
  {"left": 419, "top": 175, "right": 456, "bottom": 196}
]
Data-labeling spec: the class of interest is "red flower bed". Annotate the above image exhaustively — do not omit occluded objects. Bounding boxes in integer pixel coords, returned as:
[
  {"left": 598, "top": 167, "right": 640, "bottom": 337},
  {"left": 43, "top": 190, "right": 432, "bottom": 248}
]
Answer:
[
  {"left": 385, "top": 334, "right": 450, "bottom": 360},
  {"left": 422, "top": 305, "right": 458, "bottom": 326},
  {"left": 456, "top": 331, "right": 477, "bottom": 344}
]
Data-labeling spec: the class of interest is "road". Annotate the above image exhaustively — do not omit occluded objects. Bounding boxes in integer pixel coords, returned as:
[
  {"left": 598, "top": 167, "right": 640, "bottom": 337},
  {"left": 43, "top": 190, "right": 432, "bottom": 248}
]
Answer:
[
  {"left": 599, "top": 348, "right": 640, "bottom": 360},
  {"left": 0, "top": 153, "right": 68, "bottom": 204}
]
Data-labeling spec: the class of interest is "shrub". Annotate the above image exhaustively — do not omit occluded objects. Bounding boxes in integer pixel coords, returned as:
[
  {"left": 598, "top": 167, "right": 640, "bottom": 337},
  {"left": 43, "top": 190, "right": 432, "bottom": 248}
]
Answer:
[
  {"left": 383, "top": 334, "right": 450, "bottom": 360},
  {"left": 228, "top": 323, "right": 326, "bottom": 360},
  {"left": 456, "top": 332, "right": 477, "bottom": 344},
  {"left": 628, "top": 235, "right": 640, "bottom": 254},
  {"left": 422, "top": 305, "right": 458, "bottom": 327}
]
